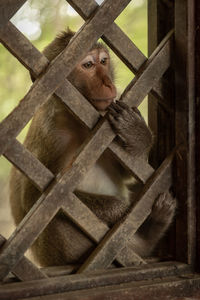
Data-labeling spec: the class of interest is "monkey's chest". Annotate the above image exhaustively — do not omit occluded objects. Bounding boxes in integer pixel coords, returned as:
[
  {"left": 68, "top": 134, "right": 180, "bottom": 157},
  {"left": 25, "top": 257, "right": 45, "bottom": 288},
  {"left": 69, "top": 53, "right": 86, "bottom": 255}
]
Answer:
[{"left": 77, "top": 159, "right": 129, "bottom": 199}]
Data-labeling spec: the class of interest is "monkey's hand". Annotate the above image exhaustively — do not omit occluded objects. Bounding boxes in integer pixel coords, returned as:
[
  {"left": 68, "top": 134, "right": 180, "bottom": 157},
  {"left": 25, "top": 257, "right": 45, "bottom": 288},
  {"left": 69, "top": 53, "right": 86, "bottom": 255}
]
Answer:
[{"left": 108, "top": 101, "right": 153, "bottom": 157}]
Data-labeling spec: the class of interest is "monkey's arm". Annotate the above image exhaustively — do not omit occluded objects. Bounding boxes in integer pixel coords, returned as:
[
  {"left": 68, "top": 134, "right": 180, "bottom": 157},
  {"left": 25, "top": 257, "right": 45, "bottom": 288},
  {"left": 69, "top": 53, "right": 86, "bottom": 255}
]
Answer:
[{"left": 108, "top": 101, "right": 153, "bottom": 157}]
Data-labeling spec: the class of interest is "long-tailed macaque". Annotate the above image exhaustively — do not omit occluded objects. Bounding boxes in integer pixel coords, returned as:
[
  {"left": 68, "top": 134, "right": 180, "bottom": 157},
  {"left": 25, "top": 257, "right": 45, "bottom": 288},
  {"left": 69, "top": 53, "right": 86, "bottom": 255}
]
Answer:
[{"left": 9, "top": 29, "right": 176, "bottom": 267}]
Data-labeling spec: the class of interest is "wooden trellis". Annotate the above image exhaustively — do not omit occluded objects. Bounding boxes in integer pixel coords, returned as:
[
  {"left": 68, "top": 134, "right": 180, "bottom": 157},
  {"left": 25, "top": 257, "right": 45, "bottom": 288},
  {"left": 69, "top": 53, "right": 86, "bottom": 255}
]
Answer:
[{"left": 0, "top": 0, "right": 199, "bottom": 299}]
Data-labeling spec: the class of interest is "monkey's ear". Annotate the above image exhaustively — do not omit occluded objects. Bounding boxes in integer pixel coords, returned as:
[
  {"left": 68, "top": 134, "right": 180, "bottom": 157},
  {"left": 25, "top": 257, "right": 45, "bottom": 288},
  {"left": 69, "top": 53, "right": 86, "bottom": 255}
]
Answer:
[{"left": 29, "top": 28, "right": 75, "bottom": 83}]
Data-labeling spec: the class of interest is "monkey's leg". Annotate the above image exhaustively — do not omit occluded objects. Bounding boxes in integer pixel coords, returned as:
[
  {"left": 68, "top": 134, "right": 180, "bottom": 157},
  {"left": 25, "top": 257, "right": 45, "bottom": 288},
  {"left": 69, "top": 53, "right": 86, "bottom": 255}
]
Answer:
[
  {"left": 31, "top": 191, "right": 129, "bottom": 267},
  {"left": 31, "top": 213, "right": 95, "bottom": 267},
  {"left": 75, "top": 190, "right": 130, "bottom": 226},
  {"left": 129, "top": 192, "right": 176, "bottom": 257}
]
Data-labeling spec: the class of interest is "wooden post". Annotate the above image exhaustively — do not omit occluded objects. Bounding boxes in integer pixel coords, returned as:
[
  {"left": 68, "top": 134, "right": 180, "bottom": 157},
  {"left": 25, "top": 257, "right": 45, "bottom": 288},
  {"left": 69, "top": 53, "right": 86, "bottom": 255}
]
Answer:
[
  {"left": 195, "top": 0, "right": 200, "bottom": 272},
  {"left": 148, "top": 0, "right": 175, "bottom": 259},
  {"left": 175, "top": 0, "right": 196, "bottom": 266}
]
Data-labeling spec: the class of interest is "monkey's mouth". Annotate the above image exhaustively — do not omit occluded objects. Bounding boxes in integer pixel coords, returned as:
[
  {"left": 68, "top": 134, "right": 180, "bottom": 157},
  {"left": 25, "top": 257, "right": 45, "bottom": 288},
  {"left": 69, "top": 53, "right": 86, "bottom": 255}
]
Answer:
[{"left": 90, "top": 98, "right": 114, "bottom": 111}]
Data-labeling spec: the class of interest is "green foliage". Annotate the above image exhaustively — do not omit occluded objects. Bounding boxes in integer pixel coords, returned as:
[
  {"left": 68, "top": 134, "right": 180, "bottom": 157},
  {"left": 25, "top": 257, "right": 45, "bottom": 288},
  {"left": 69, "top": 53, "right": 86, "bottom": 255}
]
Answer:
[{"left": 0, "top": 0, "right": 147, "bottom": 179}]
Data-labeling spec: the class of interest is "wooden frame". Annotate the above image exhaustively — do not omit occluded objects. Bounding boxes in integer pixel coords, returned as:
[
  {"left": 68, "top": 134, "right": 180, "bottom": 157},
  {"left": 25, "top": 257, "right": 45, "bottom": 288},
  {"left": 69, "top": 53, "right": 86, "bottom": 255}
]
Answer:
[{"left": 0, "top": 0, "right": 199, "bottom": 298}]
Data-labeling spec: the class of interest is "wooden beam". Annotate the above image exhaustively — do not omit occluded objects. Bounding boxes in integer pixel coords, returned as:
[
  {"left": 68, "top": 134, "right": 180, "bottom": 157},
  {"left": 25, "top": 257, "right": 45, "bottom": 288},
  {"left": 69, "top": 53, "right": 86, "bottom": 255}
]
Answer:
[
  {"left": 175, "top": 0, "right": 196, "bottom": 265},
  {"left": 0, "top": 262, "right": 192, "bottom": 300}
]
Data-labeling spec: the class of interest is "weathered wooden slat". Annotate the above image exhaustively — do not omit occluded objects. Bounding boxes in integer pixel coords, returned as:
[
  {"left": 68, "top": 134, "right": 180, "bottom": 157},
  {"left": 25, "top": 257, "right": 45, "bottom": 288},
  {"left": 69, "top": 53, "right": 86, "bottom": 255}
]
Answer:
[
  {"left": 63, "top": 193, "right": 145, "bottom": 266},
  {"left": 67, "top": 0, "right": 97, "bottom": 19},
  {"left": 68, "top": 0, "right": 172, "bottom": 103},
  {"left": 0, "top": 235, "right": 46, "bottom": 281},
  {"left": 116, "top": 244, "right": 146, "bottom": 266},
  {"left": 109, "top": 142, "right": 154, "bottom": 183},
  {"left": 0, "top": 0, "right": 131, "bottom": 155},
  {"left": 42, "top": 265, "right": 80, "bottom": 278},
  {"left": 63, "top": 193, "right": 108, "bottom": 242},
  {"left": 0, "top": 195, "right": 60, "bottom": 280},
  {"left": 121, "top": 30, "right": 173, "bottom": 108},
  {"left": 4, "top": 139, "right": 54, "bottom": 192},
  {"left": 20, "top": 274, "right": 200, "bottom": 300},
  {"left": 0, "top": 0, "right": 26, "bottom": 28},
  {"left": 175, "top": 0, "right": 196, "bottom": 265},
  {"left": 0, "top": 262, "right": 192, "bottom": 300},
  {"left": 0, "top": 22, "right": 49, "bottom": 77},
  {"left": 77, "top": 151, "right": 174, "bottom": 273},
  {"left": 11, "top": 257, "right": 47, "bottom": 282},
  {"left": 55, "top": 79, "right": 100, "bottom": 129}
]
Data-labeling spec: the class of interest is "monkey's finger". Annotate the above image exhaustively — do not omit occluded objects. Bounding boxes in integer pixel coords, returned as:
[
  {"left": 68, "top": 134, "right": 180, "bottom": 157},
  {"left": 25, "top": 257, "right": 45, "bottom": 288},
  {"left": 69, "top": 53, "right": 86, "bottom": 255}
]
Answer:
[
  {"left": 107, "top": 106, "right": 119, "bottom": 118},
  {"left": 116, "top": 100, "right": 129, "bottom": 110},
  {"left": 107, "top": 114, "right": 120, "bottom": 129},
  {"left": 132, "top": 107, "right": 142, "bottom": 117},
  {"left": 115, "top": 135, "right": 127, "bottom": 148},
  {"left": 109, "top": 102, "right": 124, "bottom": 113}
]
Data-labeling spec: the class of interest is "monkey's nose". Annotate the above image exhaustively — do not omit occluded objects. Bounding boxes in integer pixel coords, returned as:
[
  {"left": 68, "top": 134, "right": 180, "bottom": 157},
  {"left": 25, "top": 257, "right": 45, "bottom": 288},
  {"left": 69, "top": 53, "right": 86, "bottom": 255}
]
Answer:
[{"left": 102, "top": 75, "right": 113, "bottom": 89}]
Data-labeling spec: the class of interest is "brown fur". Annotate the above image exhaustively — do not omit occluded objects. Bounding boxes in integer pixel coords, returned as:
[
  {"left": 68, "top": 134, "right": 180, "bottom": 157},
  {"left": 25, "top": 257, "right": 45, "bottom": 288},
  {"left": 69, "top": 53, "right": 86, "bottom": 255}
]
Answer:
[{"left": 10, "top": 29, "right": 176, "bottom": 267}]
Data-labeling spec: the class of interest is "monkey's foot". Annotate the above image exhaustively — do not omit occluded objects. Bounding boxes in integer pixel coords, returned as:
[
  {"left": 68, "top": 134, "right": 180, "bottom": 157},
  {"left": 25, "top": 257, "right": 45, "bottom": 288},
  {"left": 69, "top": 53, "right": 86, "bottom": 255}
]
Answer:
[{"left": 151, "top": 192, "right": 176, "bottom": 224}]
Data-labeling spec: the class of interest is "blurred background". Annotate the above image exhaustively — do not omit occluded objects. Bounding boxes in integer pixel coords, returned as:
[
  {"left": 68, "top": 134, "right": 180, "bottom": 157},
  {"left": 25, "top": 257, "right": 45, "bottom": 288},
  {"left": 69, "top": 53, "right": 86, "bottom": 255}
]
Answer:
[{"left": 0, "top": 0, "right": 147, "bottom": 238}]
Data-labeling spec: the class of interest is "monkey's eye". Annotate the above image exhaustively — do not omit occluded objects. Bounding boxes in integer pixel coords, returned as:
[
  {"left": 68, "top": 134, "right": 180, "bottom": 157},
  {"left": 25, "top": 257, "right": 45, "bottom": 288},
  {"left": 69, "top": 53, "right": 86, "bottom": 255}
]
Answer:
[
  {"left": 100, "top": 58, "right": 107, "bottom": 65},
  {"left": 83, "top": 61, "right": 93, "bottom": 69}
]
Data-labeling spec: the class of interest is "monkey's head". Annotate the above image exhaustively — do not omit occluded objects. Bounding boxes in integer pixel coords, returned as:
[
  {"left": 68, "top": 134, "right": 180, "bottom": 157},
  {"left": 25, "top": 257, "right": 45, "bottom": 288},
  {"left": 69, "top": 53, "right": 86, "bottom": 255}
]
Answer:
[{"left": 42, "top": 29, "right": 117, "bottom": 111}]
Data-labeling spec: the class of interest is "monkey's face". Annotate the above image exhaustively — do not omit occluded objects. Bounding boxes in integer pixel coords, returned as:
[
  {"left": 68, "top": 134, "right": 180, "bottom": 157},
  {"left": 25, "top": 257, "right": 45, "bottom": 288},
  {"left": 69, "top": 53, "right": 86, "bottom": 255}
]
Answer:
[{"left": 68, "top": 48, "right": 117, "bottom": 111}]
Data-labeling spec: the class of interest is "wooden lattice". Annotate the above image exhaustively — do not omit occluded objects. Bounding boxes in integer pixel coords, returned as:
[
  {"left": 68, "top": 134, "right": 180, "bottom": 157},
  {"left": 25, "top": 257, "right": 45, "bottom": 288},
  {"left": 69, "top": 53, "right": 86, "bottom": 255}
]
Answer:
[{"left": 0, "top": 0, "right": 199, "bottom": 299}]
